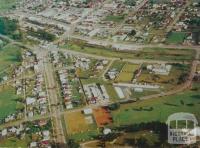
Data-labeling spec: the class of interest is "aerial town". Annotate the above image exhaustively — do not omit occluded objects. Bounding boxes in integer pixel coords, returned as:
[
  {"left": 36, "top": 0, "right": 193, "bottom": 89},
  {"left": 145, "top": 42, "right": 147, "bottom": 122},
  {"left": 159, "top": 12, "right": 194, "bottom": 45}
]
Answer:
[{"left": 0, "top": 0, "right": 200, "bottom": 147}]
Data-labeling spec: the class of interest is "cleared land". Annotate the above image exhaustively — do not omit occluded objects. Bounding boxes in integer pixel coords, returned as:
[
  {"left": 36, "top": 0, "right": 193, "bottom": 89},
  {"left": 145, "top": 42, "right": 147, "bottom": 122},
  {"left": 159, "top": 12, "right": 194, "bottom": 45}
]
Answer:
[
  {"left": 93, "top": 107, "right": 112, "bottom": 127},
  {"left": 111, "top": 83, "right": 200, "bottom": 126}
]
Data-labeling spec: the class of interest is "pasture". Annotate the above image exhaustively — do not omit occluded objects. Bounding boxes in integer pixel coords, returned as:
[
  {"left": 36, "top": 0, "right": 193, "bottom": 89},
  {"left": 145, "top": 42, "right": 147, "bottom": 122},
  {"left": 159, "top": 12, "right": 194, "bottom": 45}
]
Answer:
[{"left": 111, "top": 83, "right": 200, "bottom": 126}]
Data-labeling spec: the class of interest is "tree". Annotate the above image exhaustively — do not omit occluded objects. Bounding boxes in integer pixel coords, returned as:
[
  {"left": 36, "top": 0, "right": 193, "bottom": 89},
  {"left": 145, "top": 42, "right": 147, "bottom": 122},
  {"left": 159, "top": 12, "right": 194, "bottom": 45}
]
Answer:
[
  {"left": 67, "top": 139, "right": 80, "bottom": 148},
  {"left": 124, "top": 0, "right": 136, "bottom": 6},
  {"left": 129, "top": 29, "right": 136, "bottom": 36},
  {"left": 137, "top": 137, "right": 148, "bottom": 147},
  {"left": 0, "top": 17, "right": 18, "bottom": 35}
]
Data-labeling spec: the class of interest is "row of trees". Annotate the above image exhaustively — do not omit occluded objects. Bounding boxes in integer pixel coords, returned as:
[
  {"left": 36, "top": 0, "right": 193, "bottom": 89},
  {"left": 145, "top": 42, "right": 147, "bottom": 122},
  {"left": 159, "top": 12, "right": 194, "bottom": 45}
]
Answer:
[{"left": 28, "top": 28, "right": 56, "bottom": 42}]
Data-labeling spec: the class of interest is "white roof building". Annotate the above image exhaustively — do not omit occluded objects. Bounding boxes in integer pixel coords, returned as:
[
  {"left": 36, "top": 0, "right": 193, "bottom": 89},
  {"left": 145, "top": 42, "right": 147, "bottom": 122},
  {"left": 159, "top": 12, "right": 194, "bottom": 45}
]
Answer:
[
  {"left": 1, "top": 129, "right": 7, "bottom": 136},
  {"left": 114, "top": 87, "right": 125, "bottom": 99},
  {"left": 26, "top": 97, "right": 36, "bottom": 105},
  {"left": 83, "top": 108, "right": 93, "bottom": 115},
  {"left": 103, "top": 128, "right": 111, "bottom": 135},
  {"left": 30, "top": 142, "right": 37, "bottom": 148}
]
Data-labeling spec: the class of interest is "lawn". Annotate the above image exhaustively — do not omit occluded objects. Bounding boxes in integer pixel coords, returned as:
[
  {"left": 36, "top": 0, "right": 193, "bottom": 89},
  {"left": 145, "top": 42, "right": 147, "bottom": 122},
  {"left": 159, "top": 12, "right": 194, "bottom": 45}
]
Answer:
[
  {"left": 111, "top": 83, "right": 200, "bottom": 126},
  {"left": 0, "top": 86, "right": 22, "bottom": 119},
  {"left": 0, "top": 0, "right": 18, "bottom": 12},
  {"left": 0, "top": 44, "right": 22, "bottom": 72},
  {"left": 166, "top": 32, "right": 188, "bottom": 44}
]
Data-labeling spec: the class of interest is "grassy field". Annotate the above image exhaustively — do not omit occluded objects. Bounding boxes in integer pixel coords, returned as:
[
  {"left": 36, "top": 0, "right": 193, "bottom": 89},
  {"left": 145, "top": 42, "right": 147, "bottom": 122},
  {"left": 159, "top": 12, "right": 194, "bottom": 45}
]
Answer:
[
  {"left": 0, "top": 86, "right": 22, "bottom": 119},
  {"left": 166, "top": 32, "right": 188, "bottom": 44},
  {"left": 109, "top": 60, "right": 126, "bottom": 72},
  {"left": 0, "top": 136, "right": 31, "bottom": 147},
  {"left": 65, "top": 111, "right": 99, "bottom": 142},
  {"left": 0, "top": 0, "right": 18, "bottom": 12},
  {"left": 70, "top": 130, "right": 99, "bottom": 142},
  {"left": 0, "top": 44, "right": 22, "bottom": 72},
  {"left": 64, "top": 111, "right": 97, "bottom": 134},
  {"left": 116, "top": 63, "right": 140, "bottom": 82},
  {"left": 111, "top": 83, "right": 200, "bottom": 126},
  {"left": 104, "top": 15, "right": 125, "bottom": 22},
  {"left": 61, "top": 42, "right": 195, "bottom": 61}
]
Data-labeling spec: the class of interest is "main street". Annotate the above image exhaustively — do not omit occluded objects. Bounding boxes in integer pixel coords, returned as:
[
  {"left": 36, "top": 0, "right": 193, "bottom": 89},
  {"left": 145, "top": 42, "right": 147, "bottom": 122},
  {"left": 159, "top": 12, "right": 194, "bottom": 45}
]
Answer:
[{"left": 33, "top": 46, "right": 66, "bottom": 147}]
